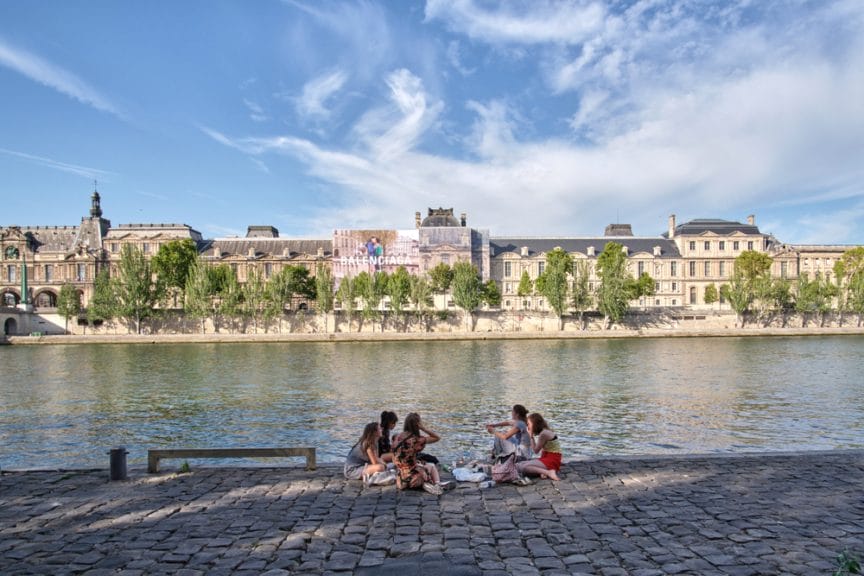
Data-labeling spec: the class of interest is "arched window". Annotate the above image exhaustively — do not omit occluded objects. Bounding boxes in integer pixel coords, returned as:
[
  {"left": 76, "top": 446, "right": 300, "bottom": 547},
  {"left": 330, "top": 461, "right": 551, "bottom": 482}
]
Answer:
[
  {"left": 2, "top": 291, "right": 19, "bottom": 307},
  {"left": 35, "top": 291, "right": 58, "bottom": 308}
]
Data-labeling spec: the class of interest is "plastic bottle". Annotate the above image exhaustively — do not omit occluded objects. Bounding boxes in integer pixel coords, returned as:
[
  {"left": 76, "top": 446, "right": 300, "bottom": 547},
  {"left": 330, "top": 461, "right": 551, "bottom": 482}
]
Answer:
[{"left": 479, "top": 480, "right": 496, "bottom": 489}]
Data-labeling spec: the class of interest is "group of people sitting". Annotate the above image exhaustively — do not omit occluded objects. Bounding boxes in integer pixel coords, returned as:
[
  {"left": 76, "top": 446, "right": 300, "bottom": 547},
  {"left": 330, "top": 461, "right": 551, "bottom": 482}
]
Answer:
[{"left": 344, "top": 405, "right": 562, "bottom": 494}]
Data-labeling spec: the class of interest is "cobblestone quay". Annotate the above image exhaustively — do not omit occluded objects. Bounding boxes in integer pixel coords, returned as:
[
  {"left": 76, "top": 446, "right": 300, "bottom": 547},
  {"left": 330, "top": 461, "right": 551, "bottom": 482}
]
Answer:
[{"left": 2, "top": 451, "right": 862, "bottom": 575}]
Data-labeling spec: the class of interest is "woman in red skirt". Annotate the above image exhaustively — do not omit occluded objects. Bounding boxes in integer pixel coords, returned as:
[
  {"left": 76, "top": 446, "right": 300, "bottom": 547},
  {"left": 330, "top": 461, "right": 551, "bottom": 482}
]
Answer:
[{"left": 517, "top": 412, "right": 562, "bottom": 481}]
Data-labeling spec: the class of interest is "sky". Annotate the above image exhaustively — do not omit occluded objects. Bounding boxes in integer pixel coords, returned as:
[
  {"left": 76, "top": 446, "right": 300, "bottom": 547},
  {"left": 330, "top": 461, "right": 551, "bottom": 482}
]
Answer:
[{"left": 1, "top": 1, "right": 863, "bottom": 245}]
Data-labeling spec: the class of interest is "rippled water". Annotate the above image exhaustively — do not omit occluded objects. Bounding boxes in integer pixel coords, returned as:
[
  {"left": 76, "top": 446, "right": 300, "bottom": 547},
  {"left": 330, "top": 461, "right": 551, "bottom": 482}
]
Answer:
[{"left": 1, "top": 337, "right": 862, "bottom": 470}]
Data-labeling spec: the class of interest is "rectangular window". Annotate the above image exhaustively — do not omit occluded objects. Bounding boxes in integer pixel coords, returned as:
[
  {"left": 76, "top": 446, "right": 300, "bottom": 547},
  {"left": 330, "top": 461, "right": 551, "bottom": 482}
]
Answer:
[
  {"left": 719, "top": 262, "right": 726, "bottom": 277},
  {"left": 441, "top": 254, "right": 450, "bottom": 265},
  {"left": 538, "top": 262, "right": 545, "bottom": 275},
  {"left": 142, "top": 243, "right": 150, "bottom": 254},
  {"left": 689, "top": 261, "right": 696, "bottom": 277},
  {"left": 7, "top": 265, "right": 16, "bottom": 283},
  {"left": 638, "top": 261, "right": 645, "bottom": 276},
  {"left": 780, "top": 261, "right": 788, "bottom": 278},
  {"left": 719, "top": 241, "right": 725, "bottom": 251},
  {"left": 111, "top": 243, "right": 119, "bottom": 253},
  {"left": 704, "top": 241, "right": 710, "bottom": 251},
  {"left": 704, "top": 261, "right": 711, "bottom": 276},
  {"left": 733, "top": 241, "right": 740, "bottom": 251},
  {"left": 689, "top": 241, "right": 696, "bottom": 251},
  {"left": 77, "top": 264, "right": 86, "bottom": 282},
  {"left": 264, "top": 263, "right": 272, "bottom": 278},
  {"left": 504, "top": 261, "right": 512, "bottom": 277},
  {"left": 747, "top": 241, "right": 754, "bottom": 251},
  {"left": 671, "top": 282, "right": 677, "bottom": 291},
  {"left": 44, "top": 265, "right": 53, "bottom": 282},
  {"left": 654, "top": 282, "right": 660, "bottom": 292},
  {"left": 670, "top": 261, "right": 677, "bottom": 277}
]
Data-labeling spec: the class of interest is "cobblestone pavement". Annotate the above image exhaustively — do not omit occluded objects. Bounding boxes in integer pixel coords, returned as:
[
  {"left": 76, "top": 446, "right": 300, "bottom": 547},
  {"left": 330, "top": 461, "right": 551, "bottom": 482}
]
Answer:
[{"left": 2, "top": 451, "right": 862, "bottom": 575}]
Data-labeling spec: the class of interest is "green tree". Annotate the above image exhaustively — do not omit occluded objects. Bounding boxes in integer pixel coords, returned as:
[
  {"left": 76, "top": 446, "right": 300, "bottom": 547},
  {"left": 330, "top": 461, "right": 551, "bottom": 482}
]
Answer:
[
  {"left": 482, "top": 280, "right": 502, "bottom": 308},
  {"left": 315, "top": 264, "right": 334, "bottom": 333},
  {"left": 703, "top": 283, "right": 719, "bottom": 307},
  {"left": 115, "top": 244, "right": 160, "bottom": 334},
  {"left": 571, "top": 260, "right": 593, "bottom": 330},
  {"left": 719, "top": 250, "right": 774, "bottom": 328},
  {"left": 387, "top": 267, "right": 412, "bottom": 331},
  {"left": 56, "top": 283, "right": 81, "bottom": 334},
  {"left": 834, "top": 247, "right": 864, "bottom": 326},
  {"left": 86, "top": 269, "right": 117, "bottom": 330},
  {"left": 353, "top": 271, "right": 377, "bottom": 331},
  {"left": 184, "top": 257, "right": 213, "bottom": 333},
  {"left": 595, "top": 242, "right": 634, "bottom": 329},
  {"left": 241, "top": 268, "right": 267, "bottom": 332},
  {"left": 721, "top": 273, "right": 752, "bottom": 327},
  {"left": 771, "top": 278, "right": 795, "bottom": 327},
  {"left": 372, "top": 271, "right": 390, "bottom": 332},
  {"left": 429, "top": 262, "right": 454, "bottom": 294},
  {"left": 631, "top": 272, "right": 656, "bottom": 303},
  {"left": 517, "top": 270, "right": 533, "bottom": 296},
  {"left": 536, "top": 247, "right": 573, "bottom": 330},
  {"left": 451, "top": 260, "right": 484, "bottom": 331},
  {"left": 151, "top": 239, "right": 199, "bottom": 308},
  {"left": 335, "top": 275, "right": 359, "bottom": 332},
  {"left": 795, "top": 272, "right": 836, "bottom": 327},
  {"left": 217, "top": 266, "right": 242, "bottom": 333},
  {"left": 408, "top": 274, "right": 434, "bottom": 331}
]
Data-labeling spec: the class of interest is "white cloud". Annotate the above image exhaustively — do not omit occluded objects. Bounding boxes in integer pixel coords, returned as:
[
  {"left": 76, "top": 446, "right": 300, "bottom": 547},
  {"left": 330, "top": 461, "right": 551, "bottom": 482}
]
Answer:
[
  {"left": 0, "top": 147, "right": 114, "bottom": 180},
  {"left": 243, "top": 99, "right": 268, "bottom": 123},
  {"left": 294, "top": 70, "right": 348, "bottom": 119},
  {"left": 446, "top": 40, "right": 476, "bottom": 76},
  {"left": 425, "top": 0, "right": 606, "bottom": 45},
  {"left": 0, "top": 37, "right": 121, "bottom": 117}
]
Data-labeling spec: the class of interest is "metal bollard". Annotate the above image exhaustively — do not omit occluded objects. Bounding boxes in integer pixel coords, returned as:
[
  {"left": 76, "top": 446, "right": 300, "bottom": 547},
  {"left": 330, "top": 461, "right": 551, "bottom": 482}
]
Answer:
[{"left": 109, "top": 447, "right": 128, "bottom": 481}]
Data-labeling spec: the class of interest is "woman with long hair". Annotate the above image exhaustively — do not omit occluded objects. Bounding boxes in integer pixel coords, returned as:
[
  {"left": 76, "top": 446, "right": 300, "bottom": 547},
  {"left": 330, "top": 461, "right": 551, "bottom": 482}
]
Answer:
[
  {"left": 378, "top": 411, "right": 398, "bottom": 463},
  {"left": 392, "top": 413, "right": 450, "bottom": 495},
  {"left": 485, "top": 404, "right": 531, "bottom": 460},
  {"left": 344, "top": 422, "right": 386, "bottom": 481},
  {"left": 517, "top": 413, "right": 562, "bottom": 481}
]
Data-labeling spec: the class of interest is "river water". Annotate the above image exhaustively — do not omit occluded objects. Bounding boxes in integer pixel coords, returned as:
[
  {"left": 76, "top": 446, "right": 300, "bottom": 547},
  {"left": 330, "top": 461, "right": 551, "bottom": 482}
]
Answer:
[{"left": 1, "top": 337, "right": 862, "bottom": 470}]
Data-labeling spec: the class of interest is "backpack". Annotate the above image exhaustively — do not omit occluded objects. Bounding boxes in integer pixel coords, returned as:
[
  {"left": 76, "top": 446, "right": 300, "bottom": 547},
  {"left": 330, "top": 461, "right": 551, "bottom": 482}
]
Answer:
[{"left": 491, "top": 453, "right": 519, "bottom": 483}]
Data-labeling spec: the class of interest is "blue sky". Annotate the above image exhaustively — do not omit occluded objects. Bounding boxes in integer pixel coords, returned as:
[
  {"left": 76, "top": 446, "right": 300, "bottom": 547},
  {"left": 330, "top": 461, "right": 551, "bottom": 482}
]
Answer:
[{"left": 1, "top": 1, "right": 863, "bottom": 244}]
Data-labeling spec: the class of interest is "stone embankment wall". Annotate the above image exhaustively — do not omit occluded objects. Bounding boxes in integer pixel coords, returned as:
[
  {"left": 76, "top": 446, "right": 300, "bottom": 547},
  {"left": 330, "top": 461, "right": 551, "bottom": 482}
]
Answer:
[{"left": 21, "top": 309, "right": 863, "bottom": 337}]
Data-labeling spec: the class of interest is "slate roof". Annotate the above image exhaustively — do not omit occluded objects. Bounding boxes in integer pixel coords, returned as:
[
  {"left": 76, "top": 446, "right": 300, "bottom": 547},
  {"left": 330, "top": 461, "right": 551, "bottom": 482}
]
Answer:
[
  {"left": 490, "top": 237, "right": 681, "bottom": 258},
  {"left": 200, "top": 238, "right": 332, "bottom": 259},
  {"left": 20, "top": 227, "right": 79, "bottom": 253},
  {"left": 665, "top": 219, "right": 760, "bottom": 237}
]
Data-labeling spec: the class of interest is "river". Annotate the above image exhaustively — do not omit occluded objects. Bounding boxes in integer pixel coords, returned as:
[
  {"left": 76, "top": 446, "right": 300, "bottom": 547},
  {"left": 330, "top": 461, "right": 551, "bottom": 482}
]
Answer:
[{"left": 1, "top": 336, "right": 862, "bottom": 470}]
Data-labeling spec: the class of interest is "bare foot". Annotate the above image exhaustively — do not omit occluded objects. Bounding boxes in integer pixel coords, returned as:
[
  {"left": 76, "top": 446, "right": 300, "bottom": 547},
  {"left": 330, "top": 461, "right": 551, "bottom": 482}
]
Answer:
[{"left": 547, "top": 470, "right": 560, "bottom": 482}]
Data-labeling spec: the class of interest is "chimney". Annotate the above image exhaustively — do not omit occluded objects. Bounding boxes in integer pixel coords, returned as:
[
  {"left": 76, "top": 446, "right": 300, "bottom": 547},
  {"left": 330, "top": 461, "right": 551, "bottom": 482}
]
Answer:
[
  {"left": 668, "top": 214, "right": 676, "bottom": 238},
  {"left": 747, "top": 214, "right": 755, "bottom": 226},
  {"left": 214, "top": 247, "right": 222, "bottom": 259},
  {"left": 415, "top": 211, "right": 422, "bottom": 228},
  {"left": 587, "top": 246, "right": 595, "bottom": 256},
  {"left": 248, "top": 246, "right": 256, "bottom": 258},
  {"left": 520, "top": 246, "right": 529, "bottom": 257},
  {"left": 460, "top": 213, "right": 467, "bottom": 227}
]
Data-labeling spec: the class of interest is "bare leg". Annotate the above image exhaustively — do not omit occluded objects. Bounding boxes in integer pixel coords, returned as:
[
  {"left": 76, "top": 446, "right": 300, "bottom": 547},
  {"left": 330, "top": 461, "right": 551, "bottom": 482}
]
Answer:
[
  {"left": 363, "top": 463, "right": 386, "bottom": 475},
  {"left": 426, "top": 463, "right": 440, "bottom": 483},
  {"left": 518, "top": 459, "right": 559, "bottom": 481}
]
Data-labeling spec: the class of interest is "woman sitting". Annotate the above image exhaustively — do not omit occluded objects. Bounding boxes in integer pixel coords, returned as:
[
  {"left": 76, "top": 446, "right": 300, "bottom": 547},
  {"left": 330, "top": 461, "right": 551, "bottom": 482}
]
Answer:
[
  {"left": 485, "top": 404, "right": 531, "bottom": 461},
  {"left": 378, "top": 411, "right": 399, "bottom": 463},
  {"left": 517, "top": 413, "right": 562, "bottom": 481},
  {"left": 344, "top": 422, "right": 386, "bottom": 481},
  {"left": 392, "top": 413, "right": 449, "bottom": 495}
]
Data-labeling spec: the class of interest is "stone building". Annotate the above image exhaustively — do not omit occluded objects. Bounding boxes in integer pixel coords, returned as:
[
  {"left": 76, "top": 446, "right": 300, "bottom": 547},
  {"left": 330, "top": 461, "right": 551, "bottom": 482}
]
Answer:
[{"left": 1, "top": 191, "right": 859, "bottom": 335}]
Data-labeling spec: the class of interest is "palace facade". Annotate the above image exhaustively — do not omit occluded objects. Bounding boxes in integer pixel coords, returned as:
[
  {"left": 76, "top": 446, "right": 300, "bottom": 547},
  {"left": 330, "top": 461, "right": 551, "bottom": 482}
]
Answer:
[{"left": 0, "top": 191, "right": 857, "bottom": 334}]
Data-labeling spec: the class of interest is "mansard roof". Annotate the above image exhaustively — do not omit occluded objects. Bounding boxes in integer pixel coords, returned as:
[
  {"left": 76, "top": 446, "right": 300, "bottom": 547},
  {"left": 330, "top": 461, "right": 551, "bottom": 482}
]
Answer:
[
  {"left": 200, "top": 238, "right": 332, "bottom": 259},
  {"left": 17, "top": 226, "right": 79, "bottom": 252},
  {"left": 490, "top": 237, "right": 681, "bottom": 258},
  {"left": 666, "top": 218, "right": 761, "bottom": 237}
]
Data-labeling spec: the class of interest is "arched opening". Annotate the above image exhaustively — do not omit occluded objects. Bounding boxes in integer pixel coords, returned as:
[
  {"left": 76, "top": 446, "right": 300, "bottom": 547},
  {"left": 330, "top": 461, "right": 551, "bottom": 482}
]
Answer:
[
  {"left": 1, "top": 291, "right": 20, "bottom": 307},
  {"left": 4, "top": 318, "right": 17, "bottom": 335},
  {"left": 35, "top": 290, "right": 58, "bottom": 309}
]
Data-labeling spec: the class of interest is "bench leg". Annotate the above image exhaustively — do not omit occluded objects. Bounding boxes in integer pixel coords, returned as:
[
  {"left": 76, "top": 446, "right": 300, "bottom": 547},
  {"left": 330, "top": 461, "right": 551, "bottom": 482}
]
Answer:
[
  {"left": 305, "top": 449, "right": 316, "bottom": 471},
  {"left": 147, "top": 453, "right": 160, "bottom": 474}
]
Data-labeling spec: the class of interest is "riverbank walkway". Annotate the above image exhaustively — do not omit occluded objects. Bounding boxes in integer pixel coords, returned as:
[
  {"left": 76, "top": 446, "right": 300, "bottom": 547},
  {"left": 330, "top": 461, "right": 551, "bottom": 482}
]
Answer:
[{"left": 2, "top": 451, "right": 862, "bottom": 575}]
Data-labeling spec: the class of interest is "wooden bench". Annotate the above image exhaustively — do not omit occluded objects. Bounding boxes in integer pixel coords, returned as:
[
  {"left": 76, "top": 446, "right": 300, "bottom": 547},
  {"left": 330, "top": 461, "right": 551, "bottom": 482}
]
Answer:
[{"left": 147, "top": 447, "right": 316, "bottom": 473}]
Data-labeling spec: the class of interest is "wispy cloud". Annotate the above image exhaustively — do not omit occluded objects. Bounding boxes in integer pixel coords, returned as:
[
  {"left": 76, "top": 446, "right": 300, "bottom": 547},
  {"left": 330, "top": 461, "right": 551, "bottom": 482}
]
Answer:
[
  {"left": 446, "top": 40, "right": 476, "bottom": 76},
  {"left": 293, "top": 70, "right": 348, "bottom": 119},
  {"left": 0, "top": 147, "right": 114, "bottom": 180},
  {"left": 0, "top": 37, "right": 122, "bottom": 118},
  {"left": 243, "top": 98, "right": 269, "bottom": 123}
]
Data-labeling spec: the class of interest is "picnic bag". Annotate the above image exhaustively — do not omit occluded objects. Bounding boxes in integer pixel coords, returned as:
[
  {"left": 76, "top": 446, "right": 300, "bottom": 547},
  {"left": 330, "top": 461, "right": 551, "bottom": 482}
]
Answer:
[{"left": 491, "top": 453, "right": 519, "bottom": 483}]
